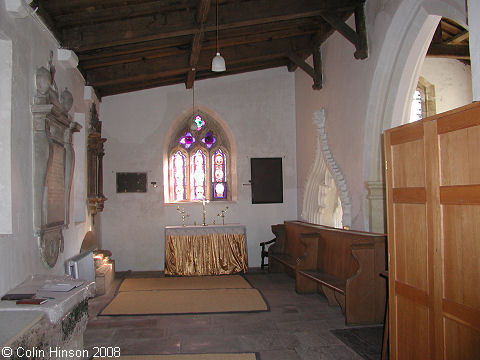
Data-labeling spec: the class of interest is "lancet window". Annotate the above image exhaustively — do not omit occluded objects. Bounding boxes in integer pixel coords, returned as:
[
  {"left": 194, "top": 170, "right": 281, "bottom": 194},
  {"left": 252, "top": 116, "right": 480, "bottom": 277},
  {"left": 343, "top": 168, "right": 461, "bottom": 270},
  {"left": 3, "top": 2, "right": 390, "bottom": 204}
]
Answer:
[{"left": 168, "top": 113, "right": 230, "bottom": 202}]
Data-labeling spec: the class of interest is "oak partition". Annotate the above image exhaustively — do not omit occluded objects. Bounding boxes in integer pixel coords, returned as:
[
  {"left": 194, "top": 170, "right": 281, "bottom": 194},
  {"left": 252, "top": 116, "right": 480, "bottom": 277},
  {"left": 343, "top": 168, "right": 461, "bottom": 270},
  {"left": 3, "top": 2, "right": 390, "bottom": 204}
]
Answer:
[{"left": 384, "top": 102, "right": 480, "bottom": 359}]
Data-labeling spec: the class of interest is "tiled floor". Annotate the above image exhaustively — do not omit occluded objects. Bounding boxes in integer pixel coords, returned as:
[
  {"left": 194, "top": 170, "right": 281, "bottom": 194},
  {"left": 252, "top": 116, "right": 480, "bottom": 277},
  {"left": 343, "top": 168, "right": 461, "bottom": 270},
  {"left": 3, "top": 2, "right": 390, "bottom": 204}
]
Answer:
[{"left": 84, "top": 271, "right": 383, "bottom": 360}]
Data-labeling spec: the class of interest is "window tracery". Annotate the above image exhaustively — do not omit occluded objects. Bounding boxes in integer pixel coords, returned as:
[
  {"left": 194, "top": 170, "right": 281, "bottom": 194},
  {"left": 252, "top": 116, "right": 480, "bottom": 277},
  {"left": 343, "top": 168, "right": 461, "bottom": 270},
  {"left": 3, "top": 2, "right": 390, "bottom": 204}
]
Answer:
[{"left": 167, "top": 113, "right": 230, "bottom": 202}]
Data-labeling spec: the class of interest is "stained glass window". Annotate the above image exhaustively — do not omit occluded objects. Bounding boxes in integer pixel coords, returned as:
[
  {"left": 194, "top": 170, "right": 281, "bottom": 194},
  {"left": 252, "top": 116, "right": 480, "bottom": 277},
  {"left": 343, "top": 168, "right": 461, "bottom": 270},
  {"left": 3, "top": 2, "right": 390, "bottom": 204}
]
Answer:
[
  {"left": 168, "top": 113, "right": 231, "bottom": 202},
  {"left": 201, "top": 132, "right": 216, "bottom": 148},
  {"left": 193, "top": 115, "right": 205, "bottom": 131},
  {"left": 170, "top": 151, "right": 186, "bottom": 201},
  {"left": 179, "top": 132, "right": 195, "bottom": 149},
  {"left": 190, "top": 150, "right": 206, "bottom": 200},
  {"left": 212, "top": 149, "right": 227, "bottom": 199}
]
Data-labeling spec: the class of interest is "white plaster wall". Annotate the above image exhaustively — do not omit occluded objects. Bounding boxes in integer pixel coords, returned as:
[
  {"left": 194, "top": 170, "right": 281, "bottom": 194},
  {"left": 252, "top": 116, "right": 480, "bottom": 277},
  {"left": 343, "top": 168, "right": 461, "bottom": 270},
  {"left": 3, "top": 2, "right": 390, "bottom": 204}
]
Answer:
[
  {"left": 0, "top": 37, "right": 12, "bottom": 234},
  {"left": 296, "top": 0, "right": 468, "bottom": 231},
  {"left": 0, "top": 4, "right": 91, "bottom": 295},
  {"left": 419, "top": 58, "right": 472, "bottom": 113},
  {"left": 295, "top": 16, "right": 373, "bottom": 230},
  {"left": 99, "top": 68, "right": 297, "bottom": 271}
]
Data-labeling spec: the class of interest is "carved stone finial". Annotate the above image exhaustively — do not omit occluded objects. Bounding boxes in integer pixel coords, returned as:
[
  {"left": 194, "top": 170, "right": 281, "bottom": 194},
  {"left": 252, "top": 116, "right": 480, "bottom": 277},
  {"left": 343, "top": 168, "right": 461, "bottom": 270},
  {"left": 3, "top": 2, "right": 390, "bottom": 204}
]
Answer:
[
  {"left": 89, "top": 103, "right": 100, "bottom": 133},
  {"left": 36, "top": 67, "right": 51, "bottom": 95},
  {"left": 61, "top": 88, "right": 73, "bottom": 111}
]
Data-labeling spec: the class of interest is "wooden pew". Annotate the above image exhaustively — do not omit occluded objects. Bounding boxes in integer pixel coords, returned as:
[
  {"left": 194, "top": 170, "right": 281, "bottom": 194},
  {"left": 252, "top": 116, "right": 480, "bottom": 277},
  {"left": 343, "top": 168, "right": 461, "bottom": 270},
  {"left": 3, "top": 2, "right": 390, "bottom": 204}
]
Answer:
[
  {"left": 266, "top": 223, "right": 314, "bottom": 277},
  {"left": 289, "top": 221, "right": 386, "bottom": 325},
  {"left": 266, "top": 220, "right": 386, "bottom": 325}
]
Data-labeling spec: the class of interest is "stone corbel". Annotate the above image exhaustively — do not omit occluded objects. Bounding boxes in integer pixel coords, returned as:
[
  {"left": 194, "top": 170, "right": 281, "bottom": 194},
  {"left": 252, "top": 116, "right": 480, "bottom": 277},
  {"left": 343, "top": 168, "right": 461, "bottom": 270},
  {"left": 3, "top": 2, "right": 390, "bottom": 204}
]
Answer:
[
  {"left": 57, "top": 49, "right": 79, "bottom": 69},
  {"left": 5, "top": 0, "right": 33, "bottom": 18}
]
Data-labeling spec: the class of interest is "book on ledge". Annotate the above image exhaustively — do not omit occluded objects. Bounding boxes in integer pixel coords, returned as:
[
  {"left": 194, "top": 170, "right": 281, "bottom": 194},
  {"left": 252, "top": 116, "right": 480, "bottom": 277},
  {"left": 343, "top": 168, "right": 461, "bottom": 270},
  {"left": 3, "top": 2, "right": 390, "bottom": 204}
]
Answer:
[
  {"left": 38, "top": 280, "right": 85, "bottom": 292},
  {"left": 1, "top": 293, "right": 36, "bottom": 301},
  {"left": 16, "top": 298, "right": 48, "bottom": 305}
]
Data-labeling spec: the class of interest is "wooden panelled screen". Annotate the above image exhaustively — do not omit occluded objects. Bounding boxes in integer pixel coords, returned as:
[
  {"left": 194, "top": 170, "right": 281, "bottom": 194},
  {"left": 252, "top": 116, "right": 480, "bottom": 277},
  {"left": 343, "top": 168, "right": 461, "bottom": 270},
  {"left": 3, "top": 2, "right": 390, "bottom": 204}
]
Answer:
[{"left": 384, "top": 102, "right": 480, "bottom": 359}]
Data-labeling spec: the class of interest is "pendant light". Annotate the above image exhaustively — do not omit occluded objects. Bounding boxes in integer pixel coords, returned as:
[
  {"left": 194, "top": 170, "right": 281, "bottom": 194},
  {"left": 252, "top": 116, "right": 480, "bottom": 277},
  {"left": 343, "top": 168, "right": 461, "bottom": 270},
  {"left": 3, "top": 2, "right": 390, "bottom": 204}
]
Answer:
[{"left": 211, "top": 0, "right": 226, "bottom": 72}]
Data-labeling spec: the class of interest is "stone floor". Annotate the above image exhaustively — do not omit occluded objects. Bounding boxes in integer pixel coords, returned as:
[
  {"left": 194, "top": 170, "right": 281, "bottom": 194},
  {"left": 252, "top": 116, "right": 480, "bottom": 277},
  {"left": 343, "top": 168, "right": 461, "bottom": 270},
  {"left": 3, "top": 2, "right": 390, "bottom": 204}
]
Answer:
[{"left": 84, "top": 271, "right": 383, "bottom": 360}]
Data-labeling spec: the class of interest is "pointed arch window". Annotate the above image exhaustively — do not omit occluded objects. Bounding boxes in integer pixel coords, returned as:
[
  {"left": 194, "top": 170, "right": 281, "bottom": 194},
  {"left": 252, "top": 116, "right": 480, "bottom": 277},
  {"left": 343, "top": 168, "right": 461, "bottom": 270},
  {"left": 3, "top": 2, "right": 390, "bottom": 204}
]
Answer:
[
  {"left": 190, "top": 149, "right": 207, "bottom": 200},
  {"left": 167, "top": 113, "right": 231, "bottom": 202},
  {"left": 212, "top": 149, "right": 227, "bottom": 199},
  {"left": 170, "top": 151, "right": 187, "bottom": 201}
]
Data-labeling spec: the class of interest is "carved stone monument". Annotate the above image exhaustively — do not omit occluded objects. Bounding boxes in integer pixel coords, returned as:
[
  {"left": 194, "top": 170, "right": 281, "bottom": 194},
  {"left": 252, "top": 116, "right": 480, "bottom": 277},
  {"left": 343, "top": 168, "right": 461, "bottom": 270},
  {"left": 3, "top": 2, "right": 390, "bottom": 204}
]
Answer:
[
  {"left": 31, "top": 58, "right": 81, "bottom": 268},
  {"left": 87, "top": 104, "right": 107, "bottom": 215}
]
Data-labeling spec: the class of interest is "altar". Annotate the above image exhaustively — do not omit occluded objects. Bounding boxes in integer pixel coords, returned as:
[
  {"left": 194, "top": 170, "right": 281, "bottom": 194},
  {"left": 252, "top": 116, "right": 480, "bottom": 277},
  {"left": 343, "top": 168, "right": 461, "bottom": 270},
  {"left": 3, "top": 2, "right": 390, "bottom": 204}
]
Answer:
[{"left": 164, "top": 224, "right": 248, "bottom": 276}]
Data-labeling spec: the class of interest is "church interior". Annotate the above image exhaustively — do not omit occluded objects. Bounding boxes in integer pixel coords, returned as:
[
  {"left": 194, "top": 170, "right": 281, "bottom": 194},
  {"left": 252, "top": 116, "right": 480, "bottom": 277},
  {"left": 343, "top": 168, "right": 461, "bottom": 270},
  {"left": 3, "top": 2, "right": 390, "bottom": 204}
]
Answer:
[{"left": 0, "top": 0, "right": 478, "bottom": 359}]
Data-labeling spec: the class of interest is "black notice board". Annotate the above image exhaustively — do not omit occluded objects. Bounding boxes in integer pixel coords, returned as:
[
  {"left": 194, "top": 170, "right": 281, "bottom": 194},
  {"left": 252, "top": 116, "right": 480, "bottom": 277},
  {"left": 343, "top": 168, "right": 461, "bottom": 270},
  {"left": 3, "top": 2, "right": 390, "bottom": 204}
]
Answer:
[
  {"left": 116, "top": 172, "right": 147, "bottom": 193},
  {"left": 251, "top": 157, "right": 283, "bottom": 204}
]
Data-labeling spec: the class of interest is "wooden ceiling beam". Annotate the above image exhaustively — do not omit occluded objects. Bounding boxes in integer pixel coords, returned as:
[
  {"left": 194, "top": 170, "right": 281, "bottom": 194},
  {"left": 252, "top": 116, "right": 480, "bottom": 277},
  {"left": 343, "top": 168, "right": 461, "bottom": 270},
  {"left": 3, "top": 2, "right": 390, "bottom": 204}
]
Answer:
[
  {"left": 78, "top": 36, "right": 192, "bottom": 63},
  {"left": 194, "top": 58, "right": 288, "bottom": 80},
  {"left": 62, "top": 0, "right": 361, "bottom": 52},
  {"left": 287, "top": 20, "right": 338, "bottom": 72},
  {"left": 99, "top": 58, "right": 290, "bottom": 96},
  {"left": 97, "top": 57, "right": 289, "bottom": 97},
  {"left": 79, "top": 18, "right": 320, "bottom": 62},
  {"left": 426, "top": 44, "right": 470, "bottom": 60},
  {"left": 186, "top": 0, "right": 212, "bottom": 89},
  {"left": 81, "top": 26, "right": 319, "bottom": 71},
  {"left": 87, "top": 36, "right": 314, "bottom": 88},
  {"left": 445, "top": 30, "right": 469, "bottom": 44},
  {"left": 89, "top": 64, "right": 192, "bottom": 88},
  {"left": 288, "top": 45, "right": 322, "bottom": 90},
  {"left": 46, "top": 0, "right": 196, "bottom": 24},
  {"left": 319, "top": 1, "right": 368, "bottom": 59}
]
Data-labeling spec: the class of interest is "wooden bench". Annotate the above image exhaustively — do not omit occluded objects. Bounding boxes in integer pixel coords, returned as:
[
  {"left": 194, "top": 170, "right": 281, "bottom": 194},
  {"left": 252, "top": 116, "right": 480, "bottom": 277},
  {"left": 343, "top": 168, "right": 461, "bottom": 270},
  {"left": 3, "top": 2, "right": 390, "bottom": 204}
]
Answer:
[
  {"left": 288, "top": 221, "right": 386, "bottom": 325},
  {"left": 265, "top": 223, "right": 314, "bottom": 276}
]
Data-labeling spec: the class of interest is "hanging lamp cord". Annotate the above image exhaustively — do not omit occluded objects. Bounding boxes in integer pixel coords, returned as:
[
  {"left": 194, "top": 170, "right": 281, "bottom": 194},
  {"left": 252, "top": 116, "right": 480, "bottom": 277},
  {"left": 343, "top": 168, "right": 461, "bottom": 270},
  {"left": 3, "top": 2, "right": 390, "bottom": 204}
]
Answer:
[
  {"left": 216, "top": 0, "right": 219, "bottom": 53},
  {"left": 192, "top": 82, "right": 195, "bottom": 117}
]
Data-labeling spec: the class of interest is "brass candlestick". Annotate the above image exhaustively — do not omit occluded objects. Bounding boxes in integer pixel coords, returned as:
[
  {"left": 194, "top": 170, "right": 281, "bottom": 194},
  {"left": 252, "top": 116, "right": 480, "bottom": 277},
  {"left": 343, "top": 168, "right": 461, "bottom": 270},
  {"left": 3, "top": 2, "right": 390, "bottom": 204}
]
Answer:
[
  {"left": 176, "top": 206, "right": 189, "bottom": 226},
  {"left": 217, "top": 206, "right": 229, "bottom": 225}
]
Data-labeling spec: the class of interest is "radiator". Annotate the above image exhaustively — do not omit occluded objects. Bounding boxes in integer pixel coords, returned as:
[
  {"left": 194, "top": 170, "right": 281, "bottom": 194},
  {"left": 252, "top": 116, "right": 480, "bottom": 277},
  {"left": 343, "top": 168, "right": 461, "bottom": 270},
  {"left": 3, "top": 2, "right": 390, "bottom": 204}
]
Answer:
[{"left": 65, "top": 250, "right": 95, "bottom": 283}]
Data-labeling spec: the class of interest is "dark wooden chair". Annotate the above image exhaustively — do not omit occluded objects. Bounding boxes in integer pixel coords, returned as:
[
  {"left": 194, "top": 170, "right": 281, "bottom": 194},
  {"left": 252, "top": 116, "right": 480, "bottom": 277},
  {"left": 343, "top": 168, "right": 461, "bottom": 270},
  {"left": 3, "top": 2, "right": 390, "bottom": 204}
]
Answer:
[{"left": 259, "top": 239, "right": 275, "bottom": 269}]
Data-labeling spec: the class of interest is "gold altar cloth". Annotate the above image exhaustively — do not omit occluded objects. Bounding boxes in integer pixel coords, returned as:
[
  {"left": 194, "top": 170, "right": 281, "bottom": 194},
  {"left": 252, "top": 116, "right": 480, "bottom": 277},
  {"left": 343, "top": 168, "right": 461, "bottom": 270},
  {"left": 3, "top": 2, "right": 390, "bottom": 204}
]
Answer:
[{"left": 164, "top": 225, "right": 248, "bottom": 276}]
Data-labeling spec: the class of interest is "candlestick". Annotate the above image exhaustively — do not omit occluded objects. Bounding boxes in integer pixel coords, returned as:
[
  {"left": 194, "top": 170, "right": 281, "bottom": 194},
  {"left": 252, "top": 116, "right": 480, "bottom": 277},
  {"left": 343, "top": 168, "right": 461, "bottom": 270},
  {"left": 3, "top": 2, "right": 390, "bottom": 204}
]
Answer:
[
  {"left": 217, "top": 206, "right": 229, "bottom": 225},
  {"left": 176, "top": 206, "right": 189, "bottom": 226}
]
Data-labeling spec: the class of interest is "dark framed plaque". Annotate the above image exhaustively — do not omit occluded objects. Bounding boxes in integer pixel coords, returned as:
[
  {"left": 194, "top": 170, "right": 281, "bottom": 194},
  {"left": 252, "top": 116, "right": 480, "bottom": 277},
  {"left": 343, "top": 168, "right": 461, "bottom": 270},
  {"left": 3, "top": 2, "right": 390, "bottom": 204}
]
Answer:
[
  {"left": 250, "top": 157, "right": 283, "bottom": 204},
  {"left": 116, "top": 172, "right": 147, "bottom": 193}
]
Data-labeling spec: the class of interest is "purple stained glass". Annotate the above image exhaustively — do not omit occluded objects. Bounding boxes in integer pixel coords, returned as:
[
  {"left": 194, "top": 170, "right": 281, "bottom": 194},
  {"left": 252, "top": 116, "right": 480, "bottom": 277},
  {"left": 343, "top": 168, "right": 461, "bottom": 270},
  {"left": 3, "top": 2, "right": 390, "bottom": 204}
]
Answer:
[
  {"left": 201, "top": 132, "right": 216, "bottom": 148},
  {"left": 212, "top": 149, "right": 226, "bottom": 199},
  {"left": 171, "top": 151, "right": 186, "bottom": 201},
  {"left": 179, "top": 132, "right": 195, "bottom": 149}
]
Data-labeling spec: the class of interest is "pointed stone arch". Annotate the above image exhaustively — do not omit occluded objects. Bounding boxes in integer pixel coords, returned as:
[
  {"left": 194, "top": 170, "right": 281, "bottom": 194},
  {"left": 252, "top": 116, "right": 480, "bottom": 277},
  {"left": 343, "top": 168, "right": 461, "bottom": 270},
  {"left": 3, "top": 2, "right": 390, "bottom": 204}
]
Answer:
[{"left": 362, "top": 0, "right": 466, "bottom": 231}]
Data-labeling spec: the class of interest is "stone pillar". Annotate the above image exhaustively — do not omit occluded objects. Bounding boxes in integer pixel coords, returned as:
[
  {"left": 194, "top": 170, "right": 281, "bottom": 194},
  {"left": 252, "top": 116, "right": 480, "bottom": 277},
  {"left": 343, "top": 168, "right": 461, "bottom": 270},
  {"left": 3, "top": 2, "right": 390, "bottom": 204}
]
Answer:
[
  {"left": 468, "top": 0, "right": 480, "bottom": 101},
  {"left": 366, "top": 181, "right": 386, "bottom": 233}
]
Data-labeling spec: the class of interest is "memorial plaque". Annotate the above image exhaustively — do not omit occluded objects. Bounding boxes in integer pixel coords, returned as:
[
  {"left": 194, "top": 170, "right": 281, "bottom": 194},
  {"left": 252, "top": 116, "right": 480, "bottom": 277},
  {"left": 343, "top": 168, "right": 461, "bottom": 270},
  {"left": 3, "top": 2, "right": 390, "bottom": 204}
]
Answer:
[
  {"left": 116, "top": 172, "right": 147, "bottom": 193},
  {"left": 32, "top": 63, "right": 82, "bottom": 268},
  {"left": 45, "top": 142, "right": 66, "bottom": 224}
]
